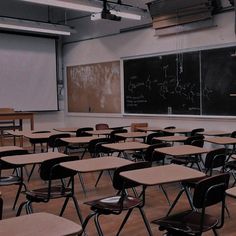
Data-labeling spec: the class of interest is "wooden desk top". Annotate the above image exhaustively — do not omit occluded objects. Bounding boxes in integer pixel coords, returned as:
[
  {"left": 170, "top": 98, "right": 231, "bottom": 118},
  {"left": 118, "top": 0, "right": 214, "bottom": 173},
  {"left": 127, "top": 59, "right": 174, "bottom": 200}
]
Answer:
[
  {"left": 120, "top": 164, "right": 205, "bottom": 186},
  {"left": 162, "top": 128, "right": 192, "bottom": 134},
  {"left": 54, "top": 127, "right": 77, "bottom": 132},
  {"left": 61, "top": 136, "right": 99, "bottom": 144},
  {"left": 86, "top": 129, "right": 113, "bottom": 135},
  {"left": 102, "top": 141, "right": 150, "bottom": 151},
  {"left": 1, "top": 152, "right": 67, "bottom": 165},
  {"left": 155, "top": 144, "right": 209, "bottom": 156},
  {"left": 136, "top": 127, "right": 162, "bottom": 132},
  {"left": 115, "top": 132, "right": 147, "bottom": 139},
  {"left": 205, "top": 137, "right": 236, "bottom": 145},
  {"left": 226, "top": 187, "right": 236, "bottom": 198},
  {"left": 0, "top": 146, "right": 23, "bottom": 153},
  {"left": 60, "top": 156, "right": 133, "bottom": 173},
  {"left": 199, "top": 130, "right": 231, "bottom": 136},
  {"left": 154, "top": 135, "right": 187, "bottom": 142},
  {"left": 0, "top": 212, "right": 82, "bottom": 236}
]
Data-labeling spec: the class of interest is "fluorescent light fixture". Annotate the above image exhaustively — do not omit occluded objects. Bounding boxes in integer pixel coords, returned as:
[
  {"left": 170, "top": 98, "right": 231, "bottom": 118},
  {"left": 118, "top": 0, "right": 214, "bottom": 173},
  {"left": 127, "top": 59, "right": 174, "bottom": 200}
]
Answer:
[
  {"left": 21, "top": 0, "right": 143, "bottom": 20},
  {"left": 110, "top": 10, "right": 141, "bottom": 20},
  {"left": 0, "top": 17, "right": 74, "bottom": 35},
  {"left": 21, "top": 0, "right": 101, "bottom": 13}
]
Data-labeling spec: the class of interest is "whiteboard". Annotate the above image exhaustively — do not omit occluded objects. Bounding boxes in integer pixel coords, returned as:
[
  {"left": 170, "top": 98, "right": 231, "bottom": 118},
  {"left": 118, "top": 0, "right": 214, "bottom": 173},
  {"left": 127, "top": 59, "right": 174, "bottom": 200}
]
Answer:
[{"left": 0, "top": 33, "right": 58, "bottom": 111}]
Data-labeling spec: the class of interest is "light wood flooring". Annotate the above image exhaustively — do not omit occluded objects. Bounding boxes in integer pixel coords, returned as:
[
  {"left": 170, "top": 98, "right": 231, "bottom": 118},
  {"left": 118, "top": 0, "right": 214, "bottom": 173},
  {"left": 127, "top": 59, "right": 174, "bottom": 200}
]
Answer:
[{"left": 1, "top": 138, "right": 236, "bottom": 235}]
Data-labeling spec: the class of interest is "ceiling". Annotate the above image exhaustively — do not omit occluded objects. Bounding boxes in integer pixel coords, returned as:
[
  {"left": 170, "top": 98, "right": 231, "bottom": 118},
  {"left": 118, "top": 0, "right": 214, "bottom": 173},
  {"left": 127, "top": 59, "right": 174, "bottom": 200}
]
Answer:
[{"left": 0, "top": 0, "right": 152, "bottom": 42}]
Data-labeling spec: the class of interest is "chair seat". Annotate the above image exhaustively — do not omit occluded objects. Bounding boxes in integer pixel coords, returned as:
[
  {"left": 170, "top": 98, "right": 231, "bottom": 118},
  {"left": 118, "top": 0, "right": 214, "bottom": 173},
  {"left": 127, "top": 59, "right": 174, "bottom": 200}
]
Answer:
[
  {"left": 25, "top": 186, "right": 72, "bottom": 202},
  {"left": 152, "top": 210, "right": 218, "bottom": 234},
  {"left": 0, "top": 176, "right": 22, "bottom": 185},
  {"left": 85, "top": 195, "right": 142, "bottom": 214},
  {"left": 225, "top": 160, "right": 236, "bottom": 169}
]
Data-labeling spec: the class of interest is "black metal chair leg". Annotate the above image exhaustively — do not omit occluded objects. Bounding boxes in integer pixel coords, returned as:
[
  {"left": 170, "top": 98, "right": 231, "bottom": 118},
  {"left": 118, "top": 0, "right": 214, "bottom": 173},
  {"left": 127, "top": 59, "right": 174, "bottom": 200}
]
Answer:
[
  {"left": 16, "top": 201, "right": 27, "bottom": 216},
  {"left": 166, "top": 187, "right": 185, "bottom": 216},
  {"left": 116, "top": 209, "right": 133, "bottom": 236},
  {"left": 159, "top": 185, "right": 171, "bottom": 206},
  {"left": 28, "top": 164, "right": 36, "bottom": 181},
  {"left": 95, "top": 171, "right": 104, "bottom": 187},
  {"left": 94, "top": 213, "right": 104, "bottom": 236},
  {"left": 26, "top": 201, "right": 33, "bottom": 214},
  {"left": 138, "top": 207, "right": 154, "bottom": 236},
  {"left": 59, "top": 197, "right": 70, "bottom": 216},
  {"left": 12, "top": 183, "right": 23, "bottom": 210},
  {"left": 78, "top": 173, "right": 87, "bottom": 195},
  {"left": 80, "top": 212, "right": 97, "bottom": 235},
  {"left": 72, "top": 196, "right": 84, "bottom": 225}
]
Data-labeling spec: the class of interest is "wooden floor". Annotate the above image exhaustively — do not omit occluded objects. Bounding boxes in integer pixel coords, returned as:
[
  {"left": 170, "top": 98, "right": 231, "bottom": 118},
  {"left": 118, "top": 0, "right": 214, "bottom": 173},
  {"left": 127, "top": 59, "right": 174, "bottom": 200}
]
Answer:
[{"left": 1, "top": 138, "right": 236, "bottom": 235}]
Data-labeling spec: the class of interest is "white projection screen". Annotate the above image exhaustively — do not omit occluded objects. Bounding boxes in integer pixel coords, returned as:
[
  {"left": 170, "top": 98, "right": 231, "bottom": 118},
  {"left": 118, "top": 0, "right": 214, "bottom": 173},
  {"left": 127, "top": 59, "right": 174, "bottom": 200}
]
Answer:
[{"left": 0, "top": 33, "right": 58, "bottom": 111}]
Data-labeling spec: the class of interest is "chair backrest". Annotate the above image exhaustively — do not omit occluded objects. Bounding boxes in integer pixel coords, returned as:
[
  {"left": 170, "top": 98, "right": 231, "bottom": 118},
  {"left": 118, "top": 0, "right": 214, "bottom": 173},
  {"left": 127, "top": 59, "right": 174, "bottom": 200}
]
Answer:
[
  {"left": 193, "top": 173, "right": 230, "bottom": 232},
  {"left": 40, "top": 156, "right": 78, "bottom": 181},
  {"left": 48, "top": 133, "right": 71, "bottom": 150},
  {"left": 231, "top": 131, "right": 236, "bottom": 138},
  {"left": 0, "top": 195, "right": 3, "bottom": 220},
  {"left": 0, "top": 149, "right": 29, "bottom": 169},
  {"left": 204, "top": 148, "right": 227, "bottom": 174},
  {"left": 146, "top": 131, "right": 166, "bottom": 144},
  {"left": 110, "top": 129, "right": 127, "bottom": 142},
  {"left": 184, "top": 135, "right": 204, "bottom": 146},
  {"left": 76, "top": 127, "right": 93, "bottom": 137},
  {"left": 193, "top": 173, "right": 229, "bottom": 209},
  {"left": 151, "top": 143, "right": 171, "bottom": 164},
  {"left": 191, "top": 128, "right": 205, "bottom": 136},
  {"left": 87, "top": 137, "right": 112, "bottom": 157},
  {"left": 113, "top": 161, "right": 151, "bottom": 190},
  {"left": 164, "top": 126, "right": 176, "bottom": 130},
  {"left": 95, "top": 123, "right": 109, "bottom": 130}
]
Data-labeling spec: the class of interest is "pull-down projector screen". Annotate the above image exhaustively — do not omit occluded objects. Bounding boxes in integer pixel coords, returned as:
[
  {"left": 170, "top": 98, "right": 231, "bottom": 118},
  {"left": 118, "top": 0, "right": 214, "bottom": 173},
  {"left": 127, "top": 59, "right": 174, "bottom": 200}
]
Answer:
[{"left": 0, "top": 33, "right": 58, "bottom": 111}]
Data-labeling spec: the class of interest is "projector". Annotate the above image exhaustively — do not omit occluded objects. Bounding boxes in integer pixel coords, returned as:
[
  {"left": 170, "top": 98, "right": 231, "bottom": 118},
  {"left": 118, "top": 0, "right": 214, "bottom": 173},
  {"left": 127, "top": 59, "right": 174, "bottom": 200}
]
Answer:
[{"left": 91, "top": 11, "right": 121, "bottom": 21}]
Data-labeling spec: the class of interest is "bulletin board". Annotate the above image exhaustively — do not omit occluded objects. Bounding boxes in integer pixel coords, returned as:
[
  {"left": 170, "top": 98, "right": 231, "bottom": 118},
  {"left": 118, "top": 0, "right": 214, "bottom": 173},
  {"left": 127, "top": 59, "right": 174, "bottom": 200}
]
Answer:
[{"left": 67, "top": 61, "right": 121, "bottom": 113}]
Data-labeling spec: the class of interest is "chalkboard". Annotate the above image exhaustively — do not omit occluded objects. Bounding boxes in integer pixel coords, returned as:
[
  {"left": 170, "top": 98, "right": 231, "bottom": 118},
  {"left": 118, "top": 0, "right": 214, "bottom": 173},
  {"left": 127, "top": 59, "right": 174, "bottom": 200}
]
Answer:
[{"left": 124, "top": 46, "right": 236, "bottom": 116}]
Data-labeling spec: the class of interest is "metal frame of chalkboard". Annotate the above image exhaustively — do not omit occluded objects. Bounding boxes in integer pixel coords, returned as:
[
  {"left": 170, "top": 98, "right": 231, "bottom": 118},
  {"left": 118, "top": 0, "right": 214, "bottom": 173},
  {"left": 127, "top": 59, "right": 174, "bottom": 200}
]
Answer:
[{"left": 122, "top": 43, "right": 236, "bottom": 118}]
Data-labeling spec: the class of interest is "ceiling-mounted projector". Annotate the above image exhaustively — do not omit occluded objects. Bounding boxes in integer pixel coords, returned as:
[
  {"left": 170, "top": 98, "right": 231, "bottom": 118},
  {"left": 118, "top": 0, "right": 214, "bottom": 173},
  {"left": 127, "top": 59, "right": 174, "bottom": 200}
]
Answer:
[{"left": 91, "top": 11, "right": 121, "bottom": 21}]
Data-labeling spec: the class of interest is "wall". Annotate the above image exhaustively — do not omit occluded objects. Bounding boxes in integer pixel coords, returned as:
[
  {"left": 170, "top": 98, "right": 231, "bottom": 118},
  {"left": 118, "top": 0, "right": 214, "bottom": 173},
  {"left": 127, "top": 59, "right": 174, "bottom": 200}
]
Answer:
[{"left": 62, "top": 11, "right": 236, "bottom": 131}]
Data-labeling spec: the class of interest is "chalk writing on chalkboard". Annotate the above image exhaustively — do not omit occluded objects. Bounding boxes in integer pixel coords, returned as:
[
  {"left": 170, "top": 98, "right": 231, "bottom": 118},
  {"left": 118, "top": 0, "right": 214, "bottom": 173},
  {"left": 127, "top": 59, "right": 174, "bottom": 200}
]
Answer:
[
  {"left": 124, "top": 46, "right": 236, "bottom": 116},
  {"left": 124, "top": 52, "right": 200, "bottom": 115}
]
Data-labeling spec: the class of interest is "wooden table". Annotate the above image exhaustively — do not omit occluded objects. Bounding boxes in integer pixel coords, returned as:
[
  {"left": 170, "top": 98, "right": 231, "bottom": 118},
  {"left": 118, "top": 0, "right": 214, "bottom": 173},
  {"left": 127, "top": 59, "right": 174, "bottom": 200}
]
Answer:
[
  {"left": 53, "top": 127, "right": 78, "bottom": 132},
  {"left": 86, "top": 129, "right": 113, "bottom": 136},
  {"left": 226, "top": 187, "right": 236, "bottom": 198},
  {"left": 0, "top": 212, "right": 82, "bottom": 236},
  {"left": 155, "top": 144, "right": 209, "bottom": 157},
  {"left": 162, "top": 128, "right": 193, "bottom": 135},
  {"left": 60, "top": 136, "right": 99, "bottom": 145},
  {"left": 136, "top": 127, "right": 162, "bottom": 132},
  {"left": 120, "top": 164, "right": 205, "bottom": 216},
  {"left": 0, "top": 112, "right": 34, "bottom": 130},
  {"left": 0, "top": 146, "right": 23, "bottom": 153},
  {"left": 61, "top": 156, "right": 133, "bottom": 193},
  {"left": 60, "top": 156, "right": 133, "bottom": 173},
  {"left": 102, "top": 141, "right": 150, "bottom": 159},
  {"left": 154, "top": 135, "right": 187, "bottom": 143},
  {"left": 115, "top": 132, "right": 147, "bottom": 142},
  {"left": 199, "top": 130, "right": 231, "bottom": 136},
  {"left": 205, "top": 137, "right": 236, "bottom": 145},
  {"left": 1, "top": 152, "right": 67, "bottom": 166}
]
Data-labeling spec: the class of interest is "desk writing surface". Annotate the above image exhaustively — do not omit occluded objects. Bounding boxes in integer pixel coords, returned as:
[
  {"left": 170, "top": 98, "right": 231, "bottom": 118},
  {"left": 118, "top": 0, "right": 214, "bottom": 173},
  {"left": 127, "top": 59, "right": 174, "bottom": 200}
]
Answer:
[
  {"left": 120, "top": 164, "right": 205, "bottom": 186},
  {"left": 226, "top": 187, "right": 236, "bottom": 198},
  {"left": 155, "top": 145, "right": 209, "bottom": 156},
  {"left": 205, "top": 137, "right": 236, "bottom": 145},
  {"left": 136, "top": 127, "right": 162, "bottom": 132},
  {"left": 60, "top": 156, "right": 133, "bottom": 173},
  {"left": 102, "top": 141, "right": 150, "bottom": 151},
  {"left": 86, "top": 129, "right": 113, "bottom": 135},
  {"left": 54, "top": 127, "right": 78, "bottom": 132},
  {"left": 0, "top": 212, "right": 82, "bottom": 236},
  {"left": 61, "top": 136, "right": 98, "bottom": 144},
  {"left": 154, "top": 135, "right": 187, "bottom": 142},
  {"left": 198, "top": 130, "right": 231, "bottom": 136},
  {"left": 162, "top": 128, "right": 192, "bottom": 134},
  {"left": 115, "top": 132, "right": 147, "bottom": 139},
  {"left": 0, "top": 146, "right": 23, "bottom": 152},
  {"left": 1, "top": 152, "right": 67, "bottom": 165}
]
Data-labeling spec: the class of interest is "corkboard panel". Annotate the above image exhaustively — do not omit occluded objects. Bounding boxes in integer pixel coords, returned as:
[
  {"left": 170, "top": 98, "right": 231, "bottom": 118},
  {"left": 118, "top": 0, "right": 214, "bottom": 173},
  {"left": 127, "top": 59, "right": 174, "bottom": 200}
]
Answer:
[{"left": 67, "top": 61, "right": 121, "bottom": 113}]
